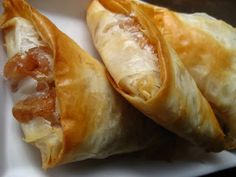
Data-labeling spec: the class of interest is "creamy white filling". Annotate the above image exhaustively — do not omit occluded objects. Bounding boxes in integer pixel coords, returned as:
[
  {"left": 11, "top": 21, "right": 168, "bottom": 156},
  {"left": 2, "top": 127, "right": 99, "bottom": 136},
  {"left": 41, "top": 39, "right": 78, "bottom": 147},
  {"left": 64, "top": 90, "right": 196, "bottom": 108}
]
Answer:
[
  {"left": 97, "top": 13, "right": 161, "bottom": 100},
  {"left": 2, "top": 17, "right": 46, "bottom": 58},
  {"left": 12, "top": 76, "right": 37, "bottom": 103}
]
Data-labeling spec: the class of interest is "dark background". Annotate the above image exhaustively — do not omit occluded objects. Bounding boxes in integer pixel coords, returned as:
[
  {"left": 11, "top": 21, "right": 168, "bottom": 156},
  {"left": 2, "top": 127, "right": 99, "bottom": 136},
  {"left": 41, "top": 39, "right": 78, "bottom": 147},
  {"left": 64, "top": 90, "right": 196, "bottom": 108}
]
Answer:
[
  {"left": 143, "top": 0, "right": 236, "bottom": 176},
  {"left": 144, "top": 0, "right": 236, "bottom": 26}
]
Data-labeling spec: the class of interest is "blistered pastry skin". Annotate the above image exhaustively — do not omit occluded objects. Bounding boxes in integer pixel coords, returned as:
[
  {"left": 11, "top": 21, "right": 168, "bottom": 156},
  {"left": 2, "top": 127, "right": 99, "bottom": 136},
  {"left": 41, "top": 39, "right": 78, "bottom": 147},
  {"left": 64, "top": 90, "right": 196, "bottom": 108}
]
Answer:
[
  {"left": 0, "top": 0, "right": 167, "bottom": 168},
  {"left": 87, "top": 0, "right": 225, "bottom": 151}
]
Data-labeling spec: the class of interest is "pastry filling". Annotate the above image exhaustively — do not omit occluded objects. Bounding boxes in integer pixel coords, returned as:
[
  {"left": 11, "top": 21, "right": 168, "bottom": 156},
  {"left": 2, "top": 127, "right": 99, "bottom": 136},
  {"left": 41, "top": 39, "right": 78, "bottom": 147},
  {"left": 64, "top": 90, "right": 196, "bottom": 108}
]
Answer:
[
  {"left": 2, "top": 16, "right": 63, "bottom": 167},
  {"left": 99, "top": 13, "right": 161, "bottom": 101},
  {"left": 118, "top": 15, "right": 161, "bottom": 100},
  {"left": 3, "top": 17, "right": 60, "bottom": 126}
]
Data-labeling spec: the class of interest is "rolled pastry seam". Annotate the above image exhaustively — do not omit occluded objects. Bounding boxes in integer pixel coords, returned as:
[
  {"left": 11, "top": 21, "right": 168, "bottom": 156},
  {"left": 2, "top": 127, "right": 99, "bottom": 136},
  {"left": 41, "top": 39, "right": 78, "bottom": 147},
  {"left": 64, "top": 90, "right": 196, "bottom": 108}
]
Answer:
[
  {"left": 87, "top": 0, "right": 225, "bottom": 151},
  {"left": 129, "top": 0, "right": 236, "bottom": 149},
  {"left": 1, "top": 0, "right": 168, "bottom": 168}
]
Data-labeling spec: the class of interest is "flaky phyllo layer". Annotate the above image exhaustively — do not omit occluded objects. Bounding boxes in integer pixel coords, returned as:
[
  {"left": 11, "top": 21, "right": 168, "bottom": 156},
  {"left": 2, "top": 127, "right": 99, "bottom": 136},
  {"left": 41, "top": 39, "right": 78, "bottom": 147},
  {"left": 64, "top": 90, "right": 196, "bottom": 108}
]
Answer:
[{"left": 2, "top": 17, "right": 63, "bottom": 167}]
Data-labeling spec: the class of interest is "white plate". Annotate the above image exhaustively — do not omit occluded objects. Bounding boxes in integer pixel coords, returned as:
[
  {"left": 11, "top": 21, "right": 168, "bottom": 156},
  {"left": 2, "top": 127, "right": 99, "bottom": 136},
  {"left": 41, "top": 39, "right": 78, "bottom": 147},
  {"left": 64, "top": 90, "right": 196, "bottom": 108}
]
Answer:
[{"left": 1, "top": 0, "right": 236, "bottom": 177}]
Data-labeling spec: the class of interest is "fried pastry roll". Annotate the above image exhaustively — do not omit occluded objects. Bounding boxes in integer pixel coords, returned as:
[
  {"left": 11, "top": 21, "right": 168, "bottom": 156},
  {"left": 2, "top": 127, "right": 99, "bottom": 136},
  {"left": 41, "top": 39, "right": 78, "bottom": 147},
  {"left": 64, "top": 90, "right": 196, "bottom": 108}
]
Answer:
[
  {"left": 0, "top": 0, "right": 166, "bottom": 168},
  {"left": 87, "top": 0, "right": 225, "bottom": 151},
  {"left": 128, "top": 0, "right": 236, "bottom": 148}
]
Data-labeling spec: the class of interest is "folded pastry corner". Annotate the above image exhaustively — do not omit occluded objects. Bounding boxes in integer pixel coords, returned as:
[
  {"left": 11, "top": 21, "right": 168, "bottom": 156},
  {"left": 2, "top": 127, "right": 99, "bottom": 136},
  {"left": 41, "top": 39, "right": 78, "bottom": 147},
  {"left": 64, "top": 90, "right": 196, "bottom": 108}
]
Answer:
[
  {"left": 0, "top": 0, "right": 168, "bottom": 168},
  {"left": 87, "top": 0, "right": 225, "bottom": 152},
  {"left": 129, "top": 0, "right": 236, "bottom": 149}
]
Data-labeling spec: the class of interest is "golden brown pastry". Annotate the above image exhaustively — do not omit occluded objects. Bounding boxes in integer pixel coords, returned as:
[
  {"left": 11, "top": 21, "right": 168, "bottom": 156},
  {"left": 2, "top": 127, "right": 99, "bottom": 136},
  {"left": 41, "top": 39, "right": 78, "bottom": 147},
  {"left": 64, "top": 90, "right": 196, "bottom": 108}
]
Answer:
[
  {"left": 126, "top": 0, "right": 236, "bottom": 148},
  {"left": 87, "top": 0, "right": 225, "bottom": 152},
  {"left": 0, "top": 0, "right": 167, "bottom": 168}
]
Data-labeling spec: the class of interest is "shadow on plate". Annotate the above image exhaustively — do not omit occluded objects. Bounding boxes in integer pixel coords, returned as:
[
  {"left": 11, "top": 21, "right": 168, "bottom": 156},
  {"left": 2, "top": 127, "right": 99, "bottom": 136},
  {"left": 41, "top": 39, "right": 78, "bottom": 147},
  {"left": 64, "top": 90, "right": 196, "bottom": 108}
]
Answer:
[{"left": 46, "top": 140, "right": 228, "bottom": 176}]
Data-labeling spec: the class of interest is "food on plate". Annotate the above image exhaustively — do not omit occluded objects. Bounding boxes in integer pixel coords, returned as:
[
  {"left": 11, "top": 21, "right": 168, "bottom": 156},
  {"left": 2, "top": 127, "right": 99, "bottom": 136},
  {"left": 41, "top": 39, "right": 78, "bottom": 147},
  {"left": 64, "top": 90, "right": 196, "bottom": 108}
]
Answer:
[
  {"left": 87, "top": 0, "right": 225, "bottom": 152},
  {"left": 127, "top": 0, "right": 236, "bottom": 149},
  {"left": 0, "top": 0, "right": 168, "bottom": 168}
]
